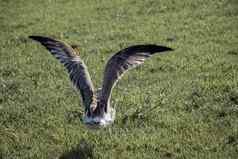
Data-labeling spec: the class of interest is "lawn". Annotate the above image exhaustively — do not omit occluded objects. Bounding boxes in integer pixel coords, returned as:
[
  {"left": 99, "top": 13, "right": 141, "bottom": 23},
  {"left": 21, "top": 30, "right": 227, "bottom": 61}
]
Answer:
[{"left": 0, "top": 0, "right": 238, "bottom": 158}]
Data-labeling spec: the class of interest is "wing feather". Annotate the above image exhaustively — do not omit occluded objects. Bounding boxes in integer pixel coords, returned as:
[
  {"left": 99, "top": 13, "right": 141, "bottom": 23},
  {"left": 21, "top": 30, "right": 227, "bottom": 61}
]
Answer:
[
  {"left": 100, "top": 44, "right": 173, "bottom": 109},
  {"left": 29, "top": 36, "right": 95, "bottom": 110}
]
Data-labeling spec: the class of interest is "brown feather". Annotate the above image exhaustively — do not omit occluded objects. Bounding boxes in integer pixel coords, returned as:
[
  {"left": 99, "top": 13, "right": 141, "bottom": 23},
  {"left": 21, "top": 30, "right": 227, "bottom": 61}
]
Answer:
[
  {"left": 100, "top": 44, "right": 173, "bottom": 111},
  {"left": 29, "top": 36, "right": 96, "bottom": 111}
]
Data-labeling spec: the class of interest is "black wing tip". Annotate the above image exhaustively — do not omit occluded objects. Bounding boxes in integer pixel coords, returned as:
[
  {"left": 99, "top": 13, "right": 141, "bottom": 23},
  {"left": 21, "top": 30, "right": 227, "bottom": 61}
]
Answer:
[
  {"left": 146, "top": 44, "right": 174, "bottom": 53},
  {"left": 125, "top": 44, "right": 174, "bottom": 54},
  {"left": 29, "top": 35, "right": 55, "bottom": 43},
  {"left": 29, "top": 35, "right": 44, "bottom": 40}
]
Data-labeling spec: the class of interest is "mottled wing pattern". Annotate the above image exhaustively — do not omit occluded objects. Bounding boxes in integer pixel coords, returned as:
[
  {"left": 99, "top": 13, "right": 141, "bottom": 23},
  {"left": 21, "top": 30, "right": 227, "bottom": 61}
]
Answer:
[
  {"left": 100, "top": 45, "right": 173, "bottom": 107},
  {"left": 29, "top": 36, "right": 95, "bottom": 110}
]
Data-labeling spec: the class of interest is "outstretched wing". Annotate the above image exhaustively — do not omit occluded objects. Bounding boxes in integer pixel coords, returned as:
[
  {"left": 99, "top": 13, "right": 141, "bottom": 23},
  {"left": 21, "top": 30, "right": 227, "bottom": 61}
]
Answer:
[
  {"left": 100, "top": 44, "right": 173, "bottom": 109},
  {"left": 29, "top": 36, "right": 95, "bottom": 110}
]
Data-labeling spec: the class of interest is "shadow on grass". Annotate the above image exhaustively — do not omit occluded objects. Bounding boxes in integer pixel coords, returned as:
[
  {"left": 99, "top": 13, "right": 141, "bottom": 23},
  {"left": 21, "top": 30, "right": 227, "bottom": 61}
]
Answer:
[{"left": 59, "top": 139, "right": 95, "bottom": 159}]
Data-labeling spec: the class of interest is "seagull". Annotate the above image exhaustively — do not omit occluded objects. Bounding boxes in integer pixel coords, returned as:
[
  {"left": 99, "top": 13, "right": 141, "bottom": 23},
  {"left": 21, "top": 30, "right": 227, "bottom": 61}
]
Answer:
[{"left": 29, "top": 36, "right": 173, "bottom": 128}]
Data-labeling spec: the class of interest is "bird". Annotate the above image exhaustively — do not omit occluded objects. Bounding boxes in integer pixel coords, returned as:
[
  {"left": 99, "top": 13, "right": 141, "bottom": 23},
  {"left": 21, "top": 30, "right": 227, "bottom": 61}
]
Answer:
[{"left": 29, "top": 35, "right": 173, "bottom": 128}]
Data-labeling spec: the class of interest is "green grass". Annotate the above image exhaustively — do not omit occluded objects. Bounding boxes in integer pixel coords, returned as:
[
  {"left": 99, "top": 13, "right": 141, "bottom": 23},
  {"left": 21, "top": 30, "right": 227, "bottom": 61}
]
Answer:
[{"left": 0, "top": 0, "right": 238, "bottom": 158}]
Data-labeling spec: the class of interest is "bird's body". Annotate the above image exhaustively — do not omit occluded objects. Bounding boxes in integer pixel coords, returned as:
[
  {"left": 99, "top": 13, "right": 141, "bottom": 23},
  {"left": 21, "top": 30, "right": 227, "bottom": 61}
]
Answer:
[
  {"left": 84, "top": 88, "right": 116, "bottom": 128},
  {"left": 29, "top": 35, "right": 173, "bottom": 128}
]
